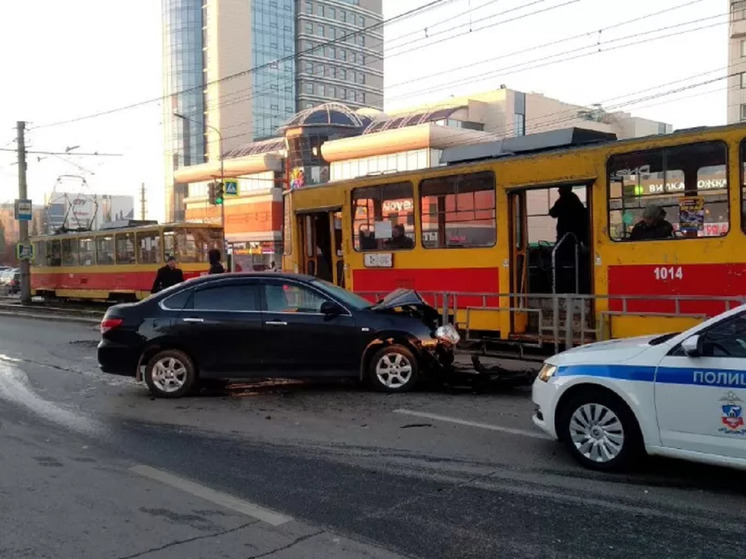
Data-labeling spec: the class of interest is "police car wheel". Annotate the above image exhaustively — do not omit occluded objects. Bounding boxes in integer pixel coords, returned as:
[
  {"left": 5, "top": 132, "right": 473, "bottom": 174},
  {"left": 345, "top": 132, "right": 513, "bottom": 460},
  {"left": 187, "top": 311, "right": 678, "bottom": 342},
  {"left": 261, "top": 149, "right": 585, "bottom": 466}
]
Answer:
[{"left": 559, "top": 390, "right": 642, "bottom": 471}]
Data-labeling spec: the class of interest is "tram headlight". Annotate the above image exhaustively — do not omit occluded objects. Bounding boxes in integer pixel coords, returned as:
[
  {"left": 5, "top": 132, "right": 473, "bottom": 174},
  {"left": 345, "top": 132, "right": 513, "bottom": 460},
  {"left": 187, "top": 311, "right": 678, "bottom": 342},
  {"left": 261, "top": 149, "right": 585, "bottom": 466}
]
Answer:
[
  {"left": 538, "top": 363, "right": 557, "bottom": 382},
  {"left": 435, "top": 324, "right": 460, "bottom": 345}
]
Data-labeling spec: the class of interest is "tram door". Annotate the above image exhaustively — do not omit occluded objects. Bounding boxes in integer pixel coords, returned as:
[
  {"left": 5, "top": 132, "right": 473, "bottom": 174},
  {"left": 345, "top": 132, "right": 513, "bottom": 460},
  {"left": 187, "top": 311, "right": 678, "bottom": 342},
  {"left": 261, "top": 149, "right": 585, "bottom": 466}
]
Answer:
[
  {"left": 297, "top": 209, "right": 345, "bottom": 287},
  {"left": 508, "top": 185, "right": 593, "bottom": 340}
]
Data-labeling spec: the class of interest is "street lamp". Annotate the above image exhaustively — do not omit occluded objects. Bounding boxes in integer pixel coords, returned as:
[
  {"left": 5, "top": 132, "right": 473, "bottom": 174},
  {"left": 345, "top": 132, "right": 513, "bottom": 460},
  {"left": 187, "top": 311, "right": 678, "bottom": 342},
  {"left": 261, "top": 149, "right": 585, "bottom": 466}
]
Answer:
[{"left": 173, "top": 112, "right": 227, "bottom": 256}]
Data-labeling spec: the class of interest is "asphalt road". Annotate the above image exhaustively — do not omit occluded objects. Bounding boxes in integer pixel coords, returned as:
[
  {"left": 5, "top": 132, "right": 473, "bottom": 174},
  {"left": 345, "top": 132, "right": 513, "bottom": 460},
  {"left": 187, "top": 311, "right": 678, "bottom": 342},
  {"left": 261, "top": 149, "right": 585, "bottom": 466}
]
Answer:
[{"left": 1, "top": 314, "right": 745, "bottom": 559}]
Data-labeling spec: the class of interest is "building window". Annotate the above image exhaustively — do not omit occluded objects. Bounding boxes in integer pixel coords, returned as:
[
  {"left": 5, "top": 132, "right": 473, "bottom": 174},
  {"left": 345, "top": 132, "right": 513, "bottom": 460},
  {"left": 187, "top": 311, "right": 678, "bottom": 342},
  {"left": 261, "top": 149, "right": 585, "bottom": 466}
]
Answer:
[
  {"left": 514, "top": 113, "right": 525, "bottom": 137},
  {"left": 317, "top": 24, "right": 324, "bottom": 36},
  {"left": 305, "top": 22, "right": 313, "bottom": 33},
  {"left": 339, "top": 87, "right": 346, "bottom": 99},
  {"left": 327, "top": 46, "right": 335, "bottom": 58},
  {"left": 329, "top": 86, "right": 336, "bottom": 97},
  {"left": 317, "top": 3, "right": 324, "bottom": 17},
  {"left": 352, "top": 182, "right": 415, "bottom": 251},
  {"left": 607, "top": 142, "right": 729, "bottom": 241},
  {"left": 741, "top": 39, "right": 746, "bottom": 57},
  {"left": 360, "top": 91, "right": 365, "bottom": 104},
  {"left": 733, "top": 0, "right": 746, "bottom": 21},
  {"left": 328, "top": 6, "right": 336, "bottom": 19},
  {"left": 741, "top": 104, "right": 746, "bottom": 121},
  {"left": 357, "top": 72, "right": 365, "bottom": 84},
  {"left": 349, "top": 13, "right": 356, "bottom": 25},
  {"left": 340, "top": 9, "right": 346, "bottom": 21},
  {"left": 305, "top": 1, "right": 313, "bottom": 14},
  {"left": 420, "top": 172, "right": 497, "bottom": 249},
  {"left": 359, "top": 35, "right": 365, "bottom": 46},
  {"left": 340, "top": 49, "right": 347, "bottom": 60},
  {"left": 340, "top": 68, "right": 346, "bottom": 80},
  {"left": 318, "top": 84, "right": 325, "bottom": 96},
  {"left": 741, "top": 73, "right": 746, "bottom": 89},
  {"left": 360, "top": 16, "right": 365, "bottom": 26},
  {"left": 306, "top": 82, "right": 314, "bottom": 94},
  {"left": 305, "top": 62, "right": 313, "bottom": 74},
  {"left": 330, "top": 27, "right": 337, "bottom": 39}
]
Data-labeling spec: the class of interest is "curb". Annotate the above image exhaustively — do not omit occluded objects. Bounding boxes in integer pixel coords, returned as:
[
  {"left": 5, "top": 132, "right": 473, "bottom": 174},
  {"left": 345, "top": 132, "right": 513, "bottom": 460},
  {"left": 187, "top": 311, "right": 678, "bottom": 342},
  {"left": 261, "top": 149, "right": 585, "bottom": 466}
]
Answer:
[{"left": 0, "top": 310, "right": 101, "bottom": 325}]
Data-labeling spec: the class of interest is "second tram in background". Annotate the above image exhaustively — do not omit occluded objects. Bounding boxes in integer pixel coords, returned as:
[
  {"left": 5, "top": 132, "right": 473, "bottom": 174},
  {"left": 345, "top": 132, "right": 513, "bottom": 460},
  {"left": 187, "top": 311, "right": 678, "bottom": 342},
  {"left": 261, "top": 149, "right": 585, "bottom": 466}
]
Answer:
[{"left": 30, "top": 221, "right": 223, "bottom": 302}]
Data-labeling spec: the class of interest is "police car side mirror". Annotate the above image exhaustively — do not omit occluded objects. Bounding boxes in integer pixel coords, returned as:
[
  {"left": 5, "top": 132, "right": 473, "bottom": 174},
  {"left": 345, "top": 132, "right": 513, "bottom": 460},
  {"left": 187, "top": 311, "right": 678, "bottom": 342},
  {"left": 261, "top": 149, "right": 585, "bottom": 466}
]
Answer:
[{"left": 681, "top": 335, "right": 701, "bottom": 357}]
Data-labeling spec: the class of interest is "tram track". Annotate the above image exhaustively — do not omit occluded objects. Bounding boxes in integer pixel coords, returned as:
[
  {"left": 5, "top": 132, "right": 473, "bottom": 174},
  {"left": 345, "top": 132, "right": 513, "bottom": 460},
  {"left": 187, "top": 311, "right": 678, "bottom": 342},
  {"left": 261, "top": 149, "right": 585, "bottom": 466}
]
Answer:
[{"left": 0, "top": 297, "right": 105, "bottom": 324}]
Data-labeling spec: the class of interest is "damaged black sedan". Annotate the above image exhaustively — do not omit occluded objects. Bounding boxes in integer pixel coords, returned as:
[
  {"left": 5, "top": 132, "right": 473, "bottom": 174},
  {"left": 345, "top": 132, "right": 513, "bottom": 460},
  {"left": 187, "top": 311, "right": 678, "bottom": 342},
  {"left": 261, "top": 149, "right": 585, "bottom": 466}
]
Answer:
[{"left": 98, "top": 273, "right": 459, "bottom": 398}]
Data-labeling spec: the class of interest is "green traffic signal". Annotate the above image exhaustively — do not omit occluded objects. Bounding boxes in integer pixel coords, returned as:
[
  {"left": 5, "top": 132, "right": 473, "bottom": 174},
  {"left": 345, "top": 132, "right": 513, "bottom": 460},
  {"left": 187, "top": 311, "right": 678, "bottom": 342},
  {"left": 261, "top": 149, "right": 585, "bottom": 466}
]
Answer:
[{"left": 215, "top": 186, "right": 224, "bottom": 205}]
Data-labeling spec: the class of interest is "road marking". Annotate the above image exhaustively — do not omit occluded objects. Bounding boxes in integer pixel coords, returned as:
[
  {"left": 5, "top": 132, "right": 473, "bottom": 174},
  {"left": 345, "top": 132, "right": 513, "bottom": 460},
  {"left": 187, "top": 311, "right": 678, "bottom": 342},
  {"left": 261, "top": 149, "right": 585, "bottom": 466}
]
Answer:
[
  {"left": 394, "top": 409, "right": 551, "bottom": 440},
  {"left": 130, "top": 465, "right": 292, "bottom": 526}
]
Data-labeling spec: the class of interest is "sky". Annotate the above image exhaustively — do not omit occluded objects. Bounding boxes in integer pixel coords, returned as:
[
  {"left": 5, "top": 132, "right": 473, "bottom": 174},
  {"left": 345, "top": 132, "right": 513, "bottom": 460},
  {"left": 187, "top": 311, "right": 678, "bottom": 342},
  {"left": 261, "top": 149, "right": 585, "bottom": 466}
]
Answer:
[{"left": 0, "top": 0, "right": 729, "bottom": 223}]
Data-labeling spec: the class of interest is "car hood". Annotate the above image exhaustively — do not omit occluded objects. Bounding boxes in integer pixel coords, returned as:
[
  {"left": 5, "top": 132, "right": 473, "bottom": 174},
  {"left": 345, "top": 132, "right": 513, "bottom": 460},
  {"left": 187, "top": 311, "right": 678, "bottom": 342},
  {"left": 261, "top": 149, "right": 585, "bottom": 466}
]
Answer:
[
  {"left": 549, "top": 334, "right": 663, "bottom": 366},
  {"left": 370, "top": 288, "right": 429, "bottom": 311}
]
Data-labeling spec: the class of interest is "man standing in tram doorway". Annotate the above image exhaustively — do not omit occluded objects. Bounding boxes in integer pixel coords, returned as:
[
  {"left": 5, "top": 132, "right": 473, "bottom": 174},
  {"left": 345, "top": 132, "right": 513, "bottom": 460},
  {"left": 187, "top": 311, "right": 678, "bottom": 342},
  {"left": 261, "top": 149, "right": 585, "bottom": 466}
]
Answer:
[
  {"left": 151, "top": 256, "right": 184, "bottom": 293},
  {"left": 549, "top": 186, "right": 589, "bottom": 293}
]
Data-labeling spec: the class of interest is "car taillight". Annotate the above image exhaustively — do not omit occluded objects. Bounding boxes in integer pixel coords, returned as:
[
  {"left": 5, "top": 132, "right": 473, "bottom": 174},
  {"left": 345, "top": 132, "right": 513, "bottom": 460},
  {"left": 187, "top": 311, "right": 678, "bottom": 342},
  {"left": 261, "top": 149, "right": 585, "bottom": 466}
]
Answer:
[{"left": 100, "top": 318, "right": 123, "bottom": 334}]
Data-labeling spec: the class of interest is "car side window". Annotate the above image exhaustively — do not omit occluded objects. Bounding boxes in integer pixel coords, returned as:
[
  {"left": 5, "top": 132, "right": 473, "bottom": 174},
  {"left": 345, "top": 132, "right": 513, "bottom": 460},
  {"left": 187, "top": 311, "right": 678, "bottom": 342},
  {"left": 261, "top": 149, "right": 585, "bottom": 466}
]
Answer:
[
  {"left": 264, "top": 282, "right": 329, "bottom": 313},
  {"left": 701, "top": 312, "right": 746, "bottom": 358},
  {"left": 192, "top": 283, "right": 261, "bottom": 312},
  {"left": 162, "top": 289, "right": 191, "bottom": 310}
]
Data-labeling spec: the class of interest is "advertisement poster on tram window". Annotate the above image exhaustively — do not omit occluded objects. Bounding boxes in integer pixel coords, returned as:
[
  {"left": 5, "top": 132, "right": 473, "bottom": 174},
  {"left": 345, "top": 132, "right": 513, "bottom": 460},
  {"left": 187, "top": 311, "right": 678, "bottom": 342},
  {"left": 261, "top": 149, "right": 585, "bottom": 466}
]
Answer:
[{"left": 678, "top": 196, "right": 705, "bottom": 233}]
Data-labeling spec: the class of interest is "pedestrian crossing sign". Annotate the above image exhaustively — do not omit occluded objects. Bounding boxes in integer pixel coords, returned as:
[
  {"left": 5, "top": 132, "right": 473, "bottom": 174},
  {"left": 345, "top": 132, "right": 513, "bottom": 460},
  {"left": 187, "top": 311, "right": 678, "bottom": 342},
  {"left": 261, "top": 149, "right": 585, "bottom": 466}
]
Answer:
[{"left": 224, "top": 180, "right": 238, "bottom": 196}]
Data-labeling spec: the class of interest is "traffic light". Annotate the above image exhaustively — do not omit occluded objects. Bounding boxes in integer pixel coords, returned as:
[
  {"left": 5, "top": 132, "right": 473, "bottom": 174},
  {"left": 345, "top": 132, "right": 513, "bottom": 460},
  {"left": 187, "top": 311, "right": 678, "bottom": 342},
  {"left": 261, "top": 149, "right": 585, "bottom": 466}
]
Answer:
[
  {"left": 214, "top": 182, "right": 224, "bottom": 205},
  {"left": 208, "top": 181, "right": 217, "bottom": 205}
]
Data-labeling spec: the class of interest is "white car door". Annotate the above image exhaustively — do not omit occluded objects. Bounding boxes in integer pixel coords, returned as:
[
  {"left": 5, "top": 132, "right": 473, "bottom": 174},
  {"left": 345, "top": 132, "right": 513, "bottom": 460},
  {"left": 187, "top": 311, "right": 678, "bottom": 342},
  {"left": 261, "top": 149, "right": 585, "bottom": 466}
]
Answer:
[{"left": 654, "top": 310, "right": 746, "bottom": 459}]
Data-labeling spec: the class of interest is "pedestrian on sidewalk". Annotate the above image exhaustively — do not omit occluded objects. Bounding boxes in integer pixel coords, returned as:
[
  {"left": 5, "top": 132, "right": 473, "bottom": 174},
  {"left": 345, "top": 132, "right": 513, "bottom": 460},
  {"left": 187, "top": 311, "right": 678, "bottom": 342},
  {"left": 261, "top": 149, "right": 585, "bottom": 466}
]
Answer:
[{"left": 151, "top": 256, "right": 184, "bottom": 293}]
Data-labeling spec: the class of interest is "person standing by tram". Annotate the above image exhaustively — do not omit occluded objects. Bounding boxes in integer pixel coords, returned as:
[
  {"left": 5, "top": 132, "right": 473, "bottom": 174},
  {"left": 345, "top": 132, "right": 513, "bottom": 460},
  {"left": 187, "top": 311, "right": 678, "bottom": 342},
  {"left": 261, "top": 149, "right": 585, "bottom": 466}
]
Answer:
[
  {"left": 548, "top": 186, "right": 589, "bottom": 293},
  {"left": 151, "top": 256, "right": 184, "bottom": 293},
  {"left": 208, "top": 248, "right": 225, "bottom": 274}
]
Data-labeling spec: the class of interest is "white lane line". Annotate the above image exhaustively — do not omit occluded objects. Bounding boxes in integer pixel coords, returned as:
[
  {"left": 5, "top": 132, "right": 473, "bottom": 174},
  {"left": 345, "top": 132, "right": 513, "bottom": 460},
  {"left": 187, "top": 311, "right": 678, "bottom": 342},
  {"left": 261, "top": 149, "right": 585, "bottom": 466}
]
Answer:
[
  {"left": 394, "top": 408, "right": 551, "bottom": 440},
  {"left": 130, "top": 465, "right": 292, "bottom": 526}
]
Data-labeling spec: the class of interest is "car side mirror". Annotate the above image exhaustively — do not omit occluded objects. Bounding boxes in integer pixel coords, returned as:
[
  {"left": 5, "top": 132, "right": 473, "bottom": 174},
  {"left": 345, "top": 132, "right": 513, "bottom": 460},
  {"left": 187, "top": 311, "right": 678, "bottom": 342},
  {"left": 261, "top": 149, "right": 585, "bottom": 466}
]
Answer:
[
  {"left": 681, "top": 334, "right": 701, "bottom": 357},
  {"left": 320, "top": 301, "right": 343, "bottom": 317}
]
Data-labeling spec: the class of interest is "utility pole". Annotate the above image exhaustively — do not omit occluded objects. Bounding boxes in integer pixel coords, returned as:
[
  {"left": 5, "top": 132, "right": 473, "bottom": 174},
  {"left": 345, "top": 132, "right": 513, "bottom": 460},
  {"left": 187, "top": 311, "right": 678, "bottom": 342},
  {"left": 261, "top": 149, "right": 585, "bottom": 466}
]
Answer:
[
  {"left": 140, "top": 183, "right": 146, "bottom": 220},
  {"left": 16, "top": 121, "right": 31, "bottom": 305}
]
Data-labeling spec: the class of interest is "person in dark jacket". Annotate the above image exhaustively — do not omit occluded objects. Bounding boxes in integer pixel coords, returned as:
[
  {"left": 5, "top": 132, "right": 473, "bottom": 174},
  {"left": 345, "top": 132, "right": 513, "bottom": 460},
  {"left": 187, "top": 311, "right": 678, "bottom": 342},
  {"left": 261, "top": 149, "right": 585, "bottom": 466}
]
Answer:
[
  {"left": 151, "top": 256, "right": 184, "bottom": 293},
  {"left": 629, "top": 204, "right": 674, "bottom": 241},
  {"left": 208, "top": 248, "right": 225, "bottom": 274},
  {"left": 548, "top": 186, "right": 588, "bottom": 245}
]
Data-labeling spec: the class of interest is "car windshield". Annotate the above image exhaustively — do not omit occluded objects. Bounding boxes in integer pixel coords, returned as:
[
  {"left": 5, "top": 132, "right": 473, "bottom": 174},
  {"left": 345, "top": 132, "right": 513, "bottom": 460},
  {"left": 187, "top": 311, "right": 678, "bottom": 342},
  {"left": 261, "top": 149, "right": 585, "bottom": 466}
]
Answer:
[{"left": 311, "top": 279, "right": 372, "bottom": 310}]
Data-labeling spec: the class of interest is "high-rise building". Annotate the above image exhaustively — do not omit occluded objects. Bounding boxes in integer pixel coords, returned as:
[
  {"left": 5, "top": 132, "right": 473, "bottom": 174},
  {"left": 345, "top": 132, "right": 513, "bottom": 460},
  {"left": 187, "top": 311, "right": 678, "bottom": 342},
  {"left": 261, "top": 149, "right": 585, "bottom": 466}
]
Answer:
[
  {"left": 162, "top": 0, "right": 384, "bottom": 222},
  {"left": 728, "top": 0, "right": 746, "bottom": 123}
]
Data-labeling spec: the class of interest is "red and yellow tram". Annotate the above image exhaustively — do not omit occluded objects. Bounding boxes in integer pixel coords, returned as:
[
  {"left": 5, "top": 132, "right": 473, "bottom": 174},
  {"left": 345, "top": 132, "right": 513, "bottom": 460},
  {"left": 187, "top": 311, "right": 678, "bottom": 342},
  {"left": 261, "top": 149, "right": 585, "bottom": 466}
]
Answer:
[{"left": 30, "top": 222, "right": 223, "bottom": 301}]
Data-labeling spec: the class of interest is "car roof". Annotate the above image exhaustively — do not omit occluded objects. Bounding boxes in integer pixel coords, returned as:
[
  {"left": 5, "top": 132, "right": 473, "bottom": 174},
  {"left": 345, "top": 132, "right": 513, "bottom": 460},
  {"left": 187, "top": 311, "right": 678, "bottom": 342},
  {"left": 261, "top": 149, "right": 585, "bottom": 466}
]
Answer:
[{"left": 182, "top": 272, "right": 318, "bottom": 286}]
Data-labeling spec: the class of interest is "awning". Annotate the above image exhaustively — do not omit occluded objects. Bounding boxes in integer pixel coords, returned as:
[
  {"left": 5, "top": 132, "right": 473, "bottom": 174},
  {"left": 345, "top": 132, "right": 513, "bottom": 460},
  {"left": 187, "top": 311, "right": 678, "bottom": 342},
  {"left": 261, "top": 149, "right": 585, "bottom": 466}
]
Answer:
[{"left": 173, "top": 153, "right": 283, "bottom": 183}]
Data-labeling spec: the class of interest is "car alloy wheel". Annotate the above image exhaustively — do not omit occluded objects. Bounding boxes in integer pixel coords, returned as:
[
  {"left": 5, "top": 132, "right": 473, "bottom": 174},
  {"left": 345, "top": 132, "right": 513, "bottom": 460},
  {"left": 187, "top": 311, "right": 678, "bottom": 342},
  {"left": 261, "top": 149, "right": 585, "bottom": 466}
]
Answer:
[
  {"left": 144, "top": 349, "right": 196, "bottom": 398},
  {"left": 151, "top": 357, "right": 189, "bottom": 393},
  {"left": 568, "top": 403, "right": 624, "bottom": 464},
  {"left": 560, "top": 390, "right": 643, "bottom": 471},
  {"left": 369, "top": 344, "right": 419, "bottom": 392}
]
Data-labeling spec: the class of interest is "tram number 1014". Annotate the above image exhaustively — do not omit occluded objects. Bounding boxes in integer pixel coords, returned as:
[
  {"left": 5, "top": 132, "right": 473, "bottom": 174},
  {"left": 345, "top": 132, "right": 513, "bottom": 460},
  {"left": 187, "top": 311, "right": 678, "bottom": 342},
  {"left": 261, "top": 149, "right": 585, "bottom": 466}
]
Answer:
[{"left": 653, "top": 266, "right": 684, "bottom": 281}]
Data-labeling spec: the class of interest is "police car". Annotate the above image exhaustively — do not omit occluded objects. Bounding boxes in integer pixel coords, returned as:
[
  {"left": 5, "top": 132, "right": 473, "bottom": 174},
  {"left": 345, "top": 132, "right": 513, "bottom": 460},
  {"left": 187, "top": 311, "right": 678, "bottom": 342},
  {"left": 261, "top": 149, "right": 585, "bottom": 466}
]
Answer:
[{"left": 532, "top": 305, "right": 746, "bottom": 471}]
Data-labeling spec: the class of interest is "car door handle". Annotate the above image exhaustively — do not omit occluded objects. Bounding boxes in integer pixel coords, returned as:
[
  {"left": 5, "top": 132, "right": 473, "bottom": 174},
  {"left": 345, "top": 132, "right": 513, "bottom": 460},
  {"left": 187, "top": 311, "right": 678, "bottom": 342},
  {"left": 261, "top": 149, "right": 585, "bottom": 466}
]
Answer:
[
  {"left": 265, "top": 320, "right": 287, "bottom": 326},
  {"left": 182, "top": 317, "right": 204, "bottom": 323}
]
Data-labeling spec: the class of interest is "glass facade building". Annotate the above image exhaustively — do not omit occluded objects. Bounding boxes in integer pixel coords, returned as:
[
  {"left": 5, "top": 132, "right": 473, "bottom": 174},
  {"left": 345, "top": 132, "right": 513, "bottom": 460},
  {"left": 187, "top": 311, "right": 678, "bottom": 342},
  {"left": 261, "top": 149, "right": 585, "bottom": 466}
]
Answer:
[
  {"left": 162, "top": 0, "right": 205, "bottom": 222},
  {"left": 251, "top": 1, "right": 297, "bottom": 139}
]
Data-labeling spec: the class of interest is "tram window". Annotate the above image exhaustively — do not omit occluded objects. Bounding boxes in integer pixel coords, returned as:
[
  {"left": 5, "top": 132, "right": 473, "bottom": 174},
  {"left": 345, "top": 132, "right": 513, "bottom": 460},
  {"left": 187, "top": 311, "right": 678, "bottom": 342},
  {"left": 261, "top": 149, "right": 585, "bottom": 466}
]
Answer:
[
  {"left": 740, "top": 139, "right": 746, "bottom": 234},
  {"left": 61, "top": 239, "right": 77, "bottom": 266},
  {"left": 78, "top": 238, "right": 94, "bottom": 266},
  {"left": 96, "top": 236, "right": 115, "bottom": 265},
  {"left": 136, "top": 231, "right": 161, "bottom": 264},
  {"left": 47, "top": 240, "right": 61, "bottom": 266},
  {"left": 420, "top": 171, "right": 496, "bottom": 249},
  {"left": 608, "top": 142, "right": 728, "bottom": 241},
  {"left": 167, "top": 227, "right": 221, "bottom": 263},
  {"left": 32, "top": 241, "right": 46, "bottom": 267},
  {"left": 352, "top": 182, "right": 414, "bottom": 251},
  {"left": 115, "top": 233, "right": 136, "bottom": 264}
]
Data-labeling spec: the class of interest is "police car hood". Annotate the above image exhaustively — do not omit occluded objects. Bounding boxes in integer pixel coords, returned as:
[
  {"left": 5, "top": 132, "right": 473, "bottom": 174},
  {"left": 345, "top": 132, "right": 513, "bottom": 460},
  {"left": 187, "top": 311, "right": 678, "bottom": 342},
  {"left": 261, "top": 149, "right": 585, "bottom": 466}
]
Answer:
[{"left": 549, "top": 334, "right": 663, "bottom": 365}]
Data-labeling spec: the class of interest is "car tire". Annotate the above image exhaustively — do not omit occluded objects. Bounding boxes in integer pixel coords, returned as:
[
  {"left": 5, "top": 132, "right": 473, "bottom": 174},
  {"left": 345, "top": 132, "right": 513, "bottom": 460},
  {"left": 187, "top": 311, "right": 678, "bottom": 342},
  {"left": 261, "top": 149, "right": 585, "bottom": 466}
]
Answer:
[
  {"left": 368, "top": 344, "right": 419, "bottom": 393},
  {"left": 558, "top": 389, "right": 643, "bottom": 472},
  {"left": 144, "top": 349, "right": 196, "bottom": 399}
]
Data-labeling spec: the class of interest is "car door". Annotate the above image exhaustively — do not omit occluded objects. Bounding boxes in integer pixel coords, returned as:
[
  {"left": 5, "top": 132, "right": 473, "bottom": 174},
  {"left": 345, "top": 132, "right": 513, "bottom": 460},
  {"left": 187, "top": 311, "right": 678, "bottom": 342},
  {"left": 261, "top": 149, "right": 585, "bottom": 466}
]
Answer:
[
  {"left": 654, "top": 310, "right": 746, "bottom": 459},
  {"left": 170, "top": 279, "right": 264, "bottom": 378},
  {"left": 260, "top": 277, "right": 360, "bottom": 376}
]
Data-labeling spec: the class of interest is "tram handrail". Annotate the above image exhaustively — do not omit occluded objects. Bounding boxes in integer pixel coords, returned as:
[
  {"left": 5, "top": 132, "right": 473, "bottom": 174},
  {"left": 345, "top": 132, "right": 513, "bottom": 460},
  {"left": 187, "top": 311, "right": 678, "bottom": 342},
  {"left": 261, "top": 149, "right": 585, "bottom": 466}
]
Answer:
[{"left": 551, "top": 232, "right": 580, "bottom": 295}]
